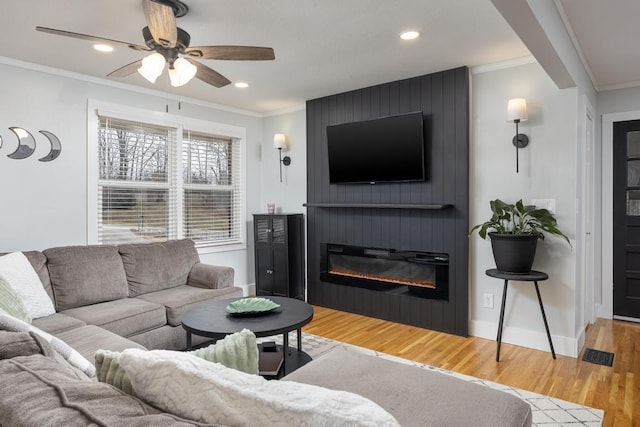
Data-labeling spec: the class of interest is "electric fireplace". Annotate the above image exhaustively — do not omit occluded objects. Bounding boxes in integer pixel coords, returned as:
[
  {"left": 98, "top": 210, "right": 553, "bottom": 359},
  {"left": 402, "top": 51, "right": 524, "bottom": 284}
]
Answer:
[{"left": 320, "top": 244, "right": 449, "bottom": 301}]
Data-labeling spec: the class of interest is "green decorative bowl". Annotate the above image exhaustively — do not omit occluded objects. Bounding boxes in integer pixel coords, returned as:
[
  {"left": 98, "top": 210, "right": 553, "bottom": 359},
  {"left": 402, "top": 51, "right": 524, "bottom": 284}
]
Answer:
[{"left": 225, "top": 297, "right": 280, "bottom": 316}]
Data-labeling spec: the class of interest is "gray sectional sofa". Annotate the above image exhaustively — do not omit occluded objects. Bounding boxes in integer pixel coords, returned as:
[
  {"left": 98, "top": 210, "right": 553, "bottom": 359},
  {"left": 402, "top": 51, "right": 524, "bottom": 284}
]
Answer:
[
  {"left": 0, "top": 239, "right": 532, "bottom": 426},
  {"left": 21, "top": 239, "right": 241, "bottom": 359}
]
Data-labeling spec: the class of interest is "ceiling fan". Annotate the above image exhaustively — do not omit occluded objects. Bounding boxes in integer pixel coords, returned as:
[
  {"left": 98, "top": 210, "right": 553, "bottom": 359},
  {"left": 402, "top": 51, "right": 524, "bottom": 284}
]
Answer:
[{"left": 35, "top": 0, "right": 275, "bottom": 88}]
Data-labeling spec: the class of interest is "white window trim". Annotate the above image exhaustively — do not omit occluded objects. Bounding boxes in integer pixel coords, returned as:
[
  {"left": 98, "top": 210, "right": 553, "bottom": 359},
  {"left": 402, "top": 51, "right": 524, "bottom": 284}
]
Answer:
[{"left": 87, "top": 99, "right": 247, "bottom": 254}]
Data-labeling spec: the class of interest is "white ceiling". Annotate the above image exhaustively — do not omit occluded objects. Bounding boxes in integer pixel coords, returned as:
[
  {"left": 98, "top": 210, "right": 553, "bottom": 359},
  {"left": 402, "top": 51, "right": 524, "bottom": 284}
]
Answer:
[
  {"left": 558, "top": 0, "right": 640, "bottom": 91},
  {"left": 0, "top": 1, "right": 635, "bottom": 113}
]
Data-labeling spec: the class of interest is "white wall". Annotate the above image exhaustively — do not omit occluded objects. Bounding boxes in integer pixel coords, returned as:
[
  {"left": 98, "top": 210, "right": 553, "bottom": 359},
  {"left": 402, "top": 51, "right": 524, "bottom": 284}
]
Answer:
[
  {"left": 470, "top": 61, "right": 579, "bottom": 356},
  {"left": 0, "top": 59, "right": 264, "bottom": 286},
  {"left": 260, "top": 108, "right": 307, "bottom": 213}
]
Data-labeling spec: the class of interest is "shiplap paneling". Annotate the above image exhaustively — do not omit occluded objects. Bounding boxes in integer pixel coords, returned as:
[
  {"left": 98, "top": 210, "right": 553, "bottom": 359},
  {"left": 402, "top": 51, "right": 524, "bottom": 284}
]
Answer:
[{"left": 306, "top": 66, "right": 470, "bottom": 336}]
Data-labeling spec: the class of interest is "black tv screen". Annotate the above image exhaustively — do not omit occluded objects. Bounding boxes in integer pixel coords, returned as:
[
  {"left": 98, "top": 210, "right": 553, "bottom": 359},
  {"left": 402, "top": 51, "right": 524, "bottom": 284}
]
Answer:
[{"left": 326, "top": 111, "right": 425, "bottom": 184}]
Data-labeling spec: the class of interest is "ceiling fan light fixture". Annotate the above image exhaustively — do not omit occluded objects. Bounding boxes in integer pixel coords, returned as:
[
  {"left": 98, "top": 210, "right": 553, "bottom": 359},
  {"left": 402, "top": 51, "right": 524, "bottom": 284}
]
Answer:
[
  {"left": 235, "top": 82, "right": 249, "bottom": 89},
  {"left": 169, "top": 57, "right": 197, "bottom": 87},
  {"left": 138, "top": 52, "right": 166, "bottom": 83}
]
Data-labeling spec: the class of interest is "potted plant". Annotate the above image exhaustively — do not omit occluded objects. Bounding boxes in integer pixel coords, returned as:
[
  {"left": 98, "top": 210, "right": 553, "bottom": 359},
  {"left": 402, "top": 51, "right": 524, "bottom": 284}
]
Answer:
[{"left": 470, "top": 199, "right": 571, "bottom": 273}]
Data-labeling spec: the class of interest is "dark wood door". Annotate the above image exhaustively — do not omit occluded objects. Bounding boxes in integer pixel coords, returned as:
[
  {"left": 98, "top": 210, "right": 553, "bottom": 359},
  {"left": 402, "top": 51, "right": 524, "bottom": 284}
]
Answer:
[{"left": 613, "top": 120, "right": 640, "bottom": 319}]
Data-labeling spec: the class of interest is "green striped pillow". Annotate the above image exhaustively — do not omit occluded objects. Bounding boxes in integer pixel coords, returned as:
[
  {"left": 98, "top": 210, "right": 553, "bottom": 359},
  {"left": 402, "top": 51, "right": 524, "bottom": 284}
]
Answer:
[{"left": 0, "top": 273, "right": 31, "bottom": 323}]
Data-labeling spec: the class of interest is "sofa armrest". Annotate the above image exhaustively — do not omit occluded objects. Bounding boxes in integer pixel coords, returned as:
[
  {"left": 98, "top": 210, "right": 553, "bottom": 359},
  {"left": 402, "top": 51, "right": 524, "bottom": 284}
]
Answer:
[{"left": 187, "top": 263, "right": 234, "bottom": 290}]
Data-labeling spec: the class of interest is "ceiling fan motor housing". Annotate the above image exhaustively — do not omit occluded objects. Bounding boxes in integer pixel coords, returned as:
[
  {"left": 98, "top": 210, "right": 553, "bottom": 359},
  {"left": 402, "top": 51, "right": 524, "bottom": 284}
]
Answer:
[{"left": 142, "top": 26, "right": 191, "bottom": 63}]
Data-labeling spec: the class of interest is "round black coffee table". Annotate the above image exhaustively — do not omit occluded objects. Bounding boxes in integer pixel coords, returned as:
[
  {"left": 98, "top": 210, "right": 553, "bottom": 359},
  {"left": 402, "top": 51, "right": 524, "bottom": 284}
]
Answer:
[{"left": 181, "top": 296, "right": 314, "bottom": 375}]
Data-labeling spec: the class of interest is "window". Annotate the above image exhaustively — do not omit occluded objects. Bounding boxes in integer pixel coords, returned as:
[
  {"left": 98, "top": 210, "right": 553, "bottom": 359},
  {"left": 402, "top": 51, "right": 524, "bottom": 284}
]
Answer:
[{"left": 89, "top": 103, "right": 245, "bottom": 250}]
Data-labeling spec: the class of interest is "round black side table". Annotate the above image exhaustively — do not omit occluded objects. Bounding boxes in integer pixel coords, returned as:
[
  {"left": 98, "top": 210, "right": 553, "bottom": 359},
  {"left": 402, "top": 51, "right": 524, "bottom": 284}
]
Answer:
[{"left": 485, "top": 269, "right": 556, "bottom": 362}]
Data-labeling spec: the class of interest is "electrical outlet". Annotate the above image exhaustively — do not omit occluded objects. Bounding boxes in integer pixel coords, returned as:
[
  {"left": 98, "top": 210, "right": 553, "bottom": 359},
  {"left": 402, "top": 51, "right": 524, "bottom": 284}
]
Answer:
[{"left": 483, "top": 293, "right": 494, "bottom": 309}]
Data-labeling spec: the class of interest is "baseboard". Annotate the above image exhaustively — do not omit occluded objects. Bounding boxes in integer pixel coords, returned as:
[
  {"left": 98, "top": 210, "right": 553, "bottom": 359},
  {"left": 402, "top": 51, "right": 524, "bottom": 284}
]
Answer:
[
  {"left": 469, "top": 320, "right": 580, "bottom": 358},
  {"left": 595, "top": 303, "right": 612, "bottom": 319},
  {"left": 236, "top": 283, "right": 256, "bottom": 297}
]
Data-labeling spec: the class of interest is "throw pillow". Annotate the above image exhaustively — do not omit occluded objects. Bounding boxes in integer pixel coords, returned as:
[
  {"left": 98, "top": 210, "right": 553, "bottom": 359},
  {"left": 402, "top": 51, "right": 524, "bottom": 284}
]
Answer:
[
  {"left": 0, "top": 273, "right": 31, "bottom": 323},
  {"left": 95, "top": 328, "right": 259, "bottom": 393},
  {"left": 118, "top": 348, "right": 400, "bottom": 427},
  {"left": 190, "top": 328, "right": 258, "bottom": 374},
  {"left": 95, "top": 349, "right": 135, "bottom": 395},
  {"left": 0, "top": 252, "right": 55, "bottom": 319},
  {"left": 0, "top": 310, "right": 95, "bottom": 378}
]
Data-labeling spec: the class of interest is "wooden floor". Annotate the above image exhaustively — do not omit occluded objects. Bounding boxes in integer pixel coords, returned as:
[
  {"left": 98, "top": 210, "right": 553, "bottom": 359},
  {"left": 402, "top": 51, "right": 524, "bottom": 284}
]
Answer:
[{"left": 302, "top": 306, "right": 640, "bottom": 427}]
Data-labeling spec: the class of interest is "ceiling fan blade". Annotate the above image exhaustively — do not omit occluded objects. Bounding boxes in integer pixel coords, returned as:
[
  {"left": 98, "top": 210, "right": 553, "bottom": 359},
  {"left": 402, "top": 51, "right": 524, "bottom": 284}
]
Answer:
[
  {"left": 36, "top": 26, "right": 150, "bottom": 51},
  {"left": 186, "top": 58, "right": 231, "bottom": 88},
  {"left": 107, "top": 59, "right": 144, "bottom": 78},
  {"left": 186, "top": 46, "right": 275, "bottom": 61},
  {"left": 143, "top": 0, "right": 177, "bottom": 48}
]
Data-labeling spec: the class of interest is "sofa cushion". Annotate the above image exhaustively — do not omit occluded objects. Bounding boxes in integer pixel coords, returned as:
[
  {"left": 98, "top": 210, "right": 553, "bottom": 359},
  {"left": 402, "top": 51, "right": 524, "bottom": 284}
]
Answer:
[
  {"left": 137, "top": 285, "right": 242, "bottom": 326},
  {"left": 119, "top": 239, "right": 200, "bottom": 297},
  {"left": 61, "top": 298, "right": 166, "bottom": 338},
  {"left": 0, "top": 354, "right": 219, "bottom": 427},
  {"left": 44, "top": 245, "right": 129, "bottom": 311},
  {"left": 32, "top": 312, "right": 87, "bottom": 334},
  {"left": 55, "top": 325, "right": 147, "bottom": 362},
  {"left": 0, "top": 252, "right": 56, "bottom": 319},
  {"left": 283, "top": 347, "right": 533, "bottom": 427}
]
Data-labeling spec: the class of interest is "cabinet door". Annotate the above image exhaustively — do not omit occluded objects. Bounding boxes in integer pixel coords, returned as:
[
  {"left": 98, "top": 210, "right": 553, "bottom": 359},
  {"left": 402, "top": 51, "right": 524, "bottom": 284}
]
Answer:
[
  {"left": 272, "top": 246, "right": 289, "bottom": 296},
  {"left": 271, "top": 217, "right": 286, "bottom": 245},
  {"left": 255, "top": 217, "right": 272, "bottom": 244},
  {"left": 255, "top": 245, "right": 274, "bottom": 295},
  {"left": 270, "top": 216, "right": 289, "bottom": 295}
]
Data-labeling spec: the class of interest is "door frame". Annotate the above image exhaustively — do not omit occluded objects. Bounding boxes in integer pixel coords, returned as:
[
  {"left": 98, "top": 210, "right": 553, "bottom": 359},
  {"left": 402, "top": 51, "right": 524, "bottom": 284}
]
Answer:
[
  {"left": 601, "top": 110, "right": 640, "bottom": 319},
  {"left": 581, "top": 96, "right": 596, "bottom": 325}
]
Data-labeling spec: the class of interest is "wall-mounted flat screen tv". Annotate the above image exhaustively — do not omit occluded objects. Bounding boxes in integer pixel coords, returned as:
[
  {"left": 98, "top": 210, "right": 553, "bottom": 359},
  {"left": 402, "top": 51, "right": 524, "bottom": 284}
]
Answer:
[{"left": 326, "top": 111, "right": 425, "bottom": 184}]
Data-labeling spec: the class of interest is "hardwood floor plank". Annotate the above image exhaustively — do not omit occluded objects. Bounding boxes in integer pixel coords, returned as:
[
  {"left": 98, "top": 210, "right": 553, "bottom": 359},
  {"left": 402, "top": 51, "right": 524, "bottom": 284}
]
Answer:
[{"left": 303, "top": 305, "right": 640, "bottom": 426}]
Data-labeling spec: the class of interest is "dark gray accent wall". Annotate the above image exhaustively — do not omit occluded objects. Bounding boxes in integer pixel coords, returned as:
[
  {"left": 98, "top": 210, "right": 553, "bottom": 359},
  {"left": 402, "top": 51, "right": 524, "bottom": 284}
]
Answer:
[{"left": 305, "top": 67, "right": 469, "bottom": 336}]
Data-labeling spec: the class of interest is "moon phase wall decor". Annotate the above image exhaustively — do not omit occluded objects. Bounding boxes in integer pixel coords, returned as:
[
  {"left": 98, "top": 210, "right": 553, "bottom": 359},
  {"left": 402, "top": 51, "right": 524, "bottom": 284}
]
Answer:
[
  {"left": 37, "top": 131, "right": 62, "bottom": 162},
  {"left": 1, "top": 127, "right": 62, "bottom": 162}
]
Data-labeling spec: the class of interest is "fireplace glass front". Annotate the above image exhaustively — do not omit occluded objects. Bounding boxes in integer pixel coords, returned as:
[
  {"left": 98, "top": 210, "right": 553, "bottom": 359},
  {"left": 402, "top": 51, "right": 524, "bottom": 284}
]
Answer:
[{"left": 320, "top": 244, "right": 449, "bottom": 300}]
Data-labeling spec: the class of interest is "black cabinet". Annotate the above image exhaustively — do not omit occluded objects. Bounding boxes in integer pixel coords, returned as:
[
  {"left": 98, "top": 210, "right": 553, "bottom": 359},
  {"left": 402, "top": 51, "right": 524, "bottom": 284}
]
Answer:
[{"left": 253, "top": 213, "right": 305, "bottom": 299}]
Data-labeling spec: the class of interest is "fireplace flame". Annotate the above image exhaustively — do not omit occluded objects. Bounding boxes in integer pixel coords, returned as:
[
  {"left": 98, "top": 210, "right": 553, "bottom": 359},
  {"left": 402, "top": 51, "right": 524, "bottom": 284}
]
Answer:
[{"left": 328, "top": 269, "right": 436, "bottom": 289}]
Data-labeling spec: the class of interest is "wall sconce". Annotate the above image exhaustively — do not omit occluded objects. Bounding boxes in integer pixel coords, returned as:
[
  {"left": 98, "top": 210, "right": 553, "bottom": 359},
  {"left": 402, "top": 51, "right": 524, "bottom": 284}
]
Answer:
[
  {"left": 273, "top": 133, "right": 291, "bottom": 182},
  {"left": 507, "top": 98, "right": 529, "bottom": 173}
]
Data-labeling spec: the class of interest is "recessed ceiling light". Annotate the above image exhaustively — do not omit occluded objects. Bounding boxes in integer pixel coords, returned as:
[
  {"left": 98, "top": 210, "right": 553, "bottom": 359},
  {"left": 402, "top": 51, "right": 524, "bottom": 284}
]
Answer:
[
  {"left": 400, "top": 31, "right": 420, "bottom": 41},
  {"left": 235, "top": 82, "right": 249, "bottom": 89},
  {"left": 93, "top": 44, "right": 113, "bottom": 53}
]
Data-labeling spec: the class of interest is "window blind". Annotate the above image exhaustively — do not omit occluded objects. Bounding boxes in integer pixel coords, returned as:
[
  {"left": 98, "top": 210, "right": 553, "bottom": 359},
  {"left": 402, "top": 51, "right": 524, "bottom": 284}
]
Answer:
[
  {"left": 97, "top": 116, "right": 177, "bottom": 244},
  {"left": 182, "top": 130, "right": 241, "bottom": 245},
  {"left": 96, "top": 115, "right": 242, "bottom": 247}
]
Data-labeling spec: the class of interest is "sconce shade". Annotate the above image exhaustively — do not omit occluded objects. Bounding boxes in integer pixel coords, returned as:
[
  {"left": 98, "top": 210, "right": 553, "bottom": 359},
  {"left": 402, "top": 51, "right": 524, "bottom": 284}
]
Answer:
[
  {"left": 169, "top": 58, "right": 198, "bottom": 87},
  {"left": 138, "top": 53, "right": 166, "bottom": 84},
  {"left": 273, "top": 133, "right": 287, "bottom": 150},
  {"left": 507, "top": 98, "right": 528, "bottom": 122}
]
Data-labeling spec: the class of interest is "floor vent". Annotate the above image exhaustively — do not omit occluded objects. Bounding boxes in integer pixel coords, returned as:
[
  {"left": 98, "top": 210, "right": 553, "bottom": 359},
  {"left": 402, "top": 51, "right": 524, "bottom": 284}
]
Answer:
[{"left": 582, "top": 348, "right": 614, "bottom": 367}]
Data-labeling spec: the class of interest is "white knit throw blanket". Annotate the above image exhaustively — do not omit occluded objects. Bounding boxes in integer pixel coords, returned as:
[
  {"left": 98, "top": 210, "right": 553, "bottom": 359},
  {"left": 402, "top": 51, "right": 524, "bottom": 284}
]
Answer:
[{"left": 119, "top": 348, "right": 400, "bottom": 427}]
